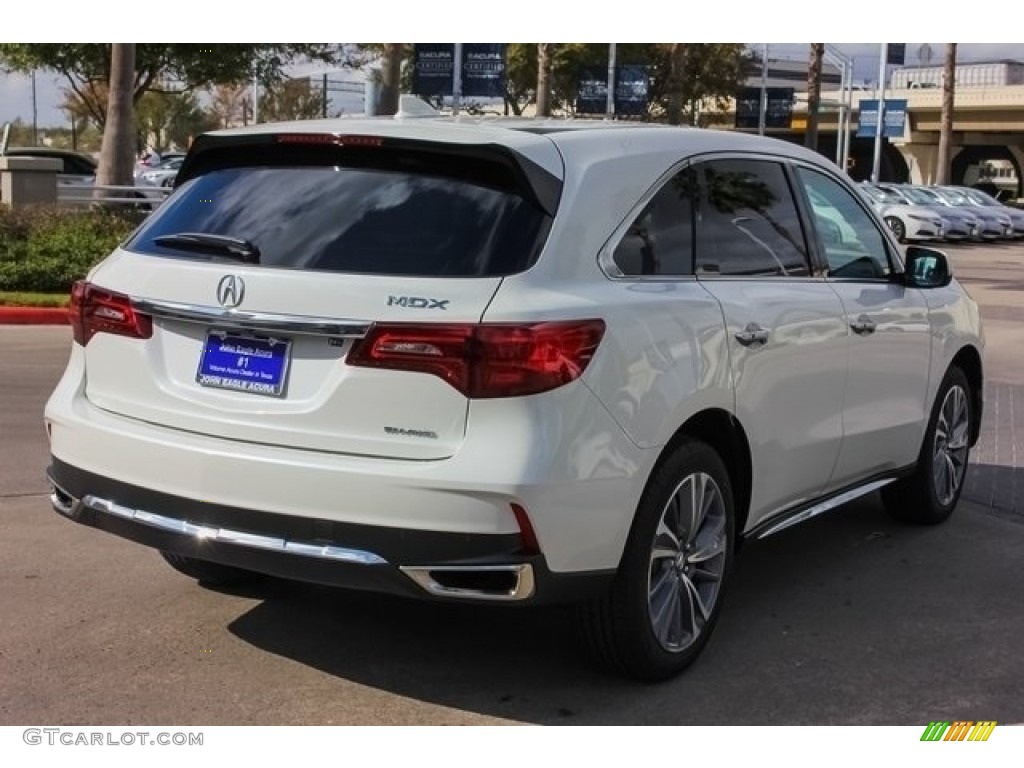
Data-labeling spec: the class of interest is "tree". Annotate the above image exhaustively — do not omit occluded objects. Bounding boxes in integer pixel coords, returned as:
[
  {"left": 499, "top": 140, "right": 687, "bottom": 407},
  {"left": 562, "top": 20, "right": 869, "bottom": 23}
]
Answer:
[
  {"left": 260, "top": 79, "right": 326, "bottom": 122},
  {"left": 96, "top": 43, "right": 135, "bottom": 190},
  {"left": 0, "top": 44, "right": 340, "bottom": 128},
  {"left": 936, "top": 44, "right": 957, "bottom": 185},
  {"left": 536, "top": 44, "right": 553, "bottom": 117},
  {"left": 378, "top": 44, "right": 406, "bottom": 116},
  {"left": 208, "top": 84, "right": 251, "bottom": 129},
  {"left": 657, "top": 44, "right": 752, "bottom": 126},
  {"left": 136, "top": 89, "right": 213, "bottom": 150},
  {"left": 805, "top": 43, "right": 824, "bottom": 150}
]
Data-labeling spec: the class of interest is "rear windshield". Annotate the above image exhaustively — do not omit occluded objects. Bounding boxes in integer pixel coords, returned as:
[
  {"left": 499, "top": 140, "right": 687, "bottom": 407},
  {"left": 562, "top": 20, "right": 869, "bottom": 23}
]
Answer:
[{"left": 126, "top": 161, "right": 551, "bottom": 277}]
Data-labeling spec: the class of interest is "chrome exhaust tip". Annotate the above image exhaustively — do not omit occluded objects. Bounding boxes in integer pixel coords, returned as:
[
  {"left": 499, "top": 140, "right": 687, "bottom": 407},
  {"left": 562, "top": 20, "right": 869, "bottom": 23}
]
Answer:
[
  {"left": 49, "top": 481, "right": 77, "bottom": 517},
  {"left": 400, "top": 564, "right": 535, "bottom": 602}
]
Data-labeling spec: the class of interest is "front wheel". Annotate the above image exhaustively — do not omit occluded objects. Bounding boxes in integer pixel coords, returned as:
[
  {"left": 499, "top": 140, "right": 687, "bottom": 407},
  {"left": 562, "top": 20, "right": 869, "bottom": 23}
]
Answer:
[
  {"left": 885, "top": 216, "right": 907, "bottom": 243},
  {"left": 577, "top": 439, "right": 735, "bottom": 681},
  {"left": 882, "top": 366, "right": 973, "bottom": 524}
]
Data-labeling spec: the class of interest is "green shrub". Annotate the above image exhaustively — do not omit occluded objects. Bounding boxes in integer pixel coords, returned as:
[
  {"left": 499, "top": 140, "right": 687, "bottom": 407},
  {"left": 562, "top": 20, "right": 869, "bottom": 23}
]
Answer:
[{"left": 0, "top": 206, "right": 140, "bottom": 293}]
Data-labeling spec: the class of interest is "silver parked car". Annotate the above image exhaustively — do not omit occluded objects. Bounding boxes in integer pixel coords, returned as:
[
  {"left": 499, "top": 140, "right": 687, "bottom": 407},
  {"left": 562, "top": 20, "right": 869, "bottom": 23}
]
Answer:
[
  {"left": 913, "top": 185, "right": 1012, "bottom": 240},
  {"left": 945, "top": 186, "right": 1024, "bottom": 238}
]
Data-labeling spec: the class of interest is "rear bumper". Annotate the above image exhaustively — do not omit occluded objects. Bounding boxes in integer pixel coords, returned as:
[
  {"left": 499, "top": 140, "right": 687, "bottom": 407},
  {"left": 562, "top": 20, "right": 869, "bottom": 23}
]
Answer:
[{"left": 48, "top": 459, "right": 613, "bottom": 604}]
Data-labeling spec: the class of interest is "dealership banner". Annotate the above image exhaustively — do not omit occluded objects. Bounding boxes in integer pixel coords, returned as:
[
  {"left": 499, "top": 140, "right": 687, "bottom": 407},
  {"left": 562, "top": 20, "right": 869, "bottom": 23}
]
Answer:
[
  {"left": 576, "top": 66, "right": 650, "bottom": 116},
  {"left": 412, "top": 44, "right": 455, "bottom": 95},
  {"left": 412, "top": 44, "right": 507, "bottom": 97},
  {"left": 614, "top": 65, "right": 649, "bottom": 116},
  {"left": 856, "top": 99, "right": 908, "bottom": 138},
  {"left": 734, "top": 87, "right": 794, "bottom": 129},
  {"left": 461, "top": 44, "right": 507, "bottom": 97}
]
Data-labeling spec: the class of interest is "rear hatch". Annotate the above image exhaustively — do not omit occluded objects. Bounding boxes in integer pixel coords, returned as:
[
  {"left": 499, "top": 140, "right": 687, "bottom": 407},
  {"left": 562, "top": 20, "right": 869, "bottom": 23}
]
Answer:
[{"left": 76, "top": 129, "right": 561, "bottom": 460}]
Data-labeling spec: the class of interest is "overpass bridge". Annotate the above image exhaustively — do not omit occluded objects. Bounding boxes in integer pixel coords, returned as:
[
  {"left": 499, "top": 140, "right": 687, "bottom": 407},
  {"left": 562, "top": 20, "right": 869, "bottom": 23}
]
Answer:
[{"left": 721, "top": 84, "right": 1024, "bottom": 196}]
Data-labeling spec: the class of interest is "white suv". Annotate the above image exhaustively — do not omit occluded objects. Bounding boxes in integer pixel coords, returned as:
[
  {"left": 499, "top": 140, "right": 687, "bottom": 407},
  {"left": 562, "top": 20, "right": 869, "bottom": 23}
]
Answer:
[{"left": 45, "top": 118, "right": 984, "bottom": 680}]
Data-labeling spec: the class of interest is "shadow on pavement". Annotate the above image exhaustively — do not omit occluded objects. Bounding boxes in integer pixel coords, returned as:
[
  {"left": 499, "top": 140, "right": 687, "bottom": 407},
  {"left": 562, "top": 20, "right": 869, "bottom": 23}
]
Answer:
[
  {"left": 964, "top": 462, "right": 1023, "bottom": 517},
  {"left": 226, "top": 495, "right": 1024, "bottom": 725}
]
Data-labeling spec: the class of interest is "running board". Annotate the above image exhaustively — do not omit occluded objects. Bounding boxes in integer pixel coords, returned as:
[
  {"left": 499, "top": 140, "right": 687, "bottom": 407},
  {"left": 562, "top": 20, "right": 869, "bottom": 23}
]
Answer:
[{"left": 752, "top": 478, "right": 897, "bottom": 540}]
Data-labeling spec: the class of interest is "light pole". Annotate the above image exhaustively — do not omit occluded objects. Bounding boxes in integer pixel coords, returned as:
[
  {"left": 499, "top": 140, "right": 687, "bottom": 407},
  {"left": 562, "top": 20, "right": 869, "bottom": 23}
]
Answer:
[
  {"left": 758, "top": 44, "right": 768, "bottom": 136},
  {"left": 824, "top": 45, "right": 853, "bottom": 170},
  {"left": 871, "top": 43, "right": 888, "bottom": 183},
  {"left": 606, "top": 43, "right": 617, "bottom": 120},
  {"left": 31, "top": 70, "right": 38, "bottom": 145}
]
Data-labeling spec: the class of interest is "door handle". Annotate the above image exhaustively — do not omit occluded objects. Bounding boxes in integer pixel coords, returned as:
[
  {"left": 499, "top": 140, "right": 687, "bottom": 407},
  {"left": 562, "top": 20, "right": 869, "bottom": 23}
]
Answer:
[
  {"left": 850, "top": 314, "right": 877, "bottom": 335},
  {"left": 734, "top": 322, "right": 770, "bottom": 347}
]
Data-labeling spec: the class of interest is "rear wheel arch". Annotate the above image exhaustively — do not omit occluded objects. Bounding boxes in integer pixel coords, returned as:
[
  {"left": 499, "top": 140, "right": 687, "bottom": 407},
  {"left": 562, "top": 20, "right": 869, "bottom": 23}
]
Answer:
[
  {"left": 949, "top": 346, "right": 983, "bottom": 446},
  {"left": 651, "top": 409, "right": 753, "bottom": 541}
]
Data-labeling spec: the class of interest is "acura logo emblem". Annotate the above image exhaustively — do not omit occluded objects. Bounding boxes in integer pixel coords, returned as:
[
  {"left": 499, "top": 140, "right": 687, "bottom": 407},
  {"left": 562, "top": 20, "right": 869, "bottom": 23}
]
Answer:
[{"left": 216, "top": 275, "right": 245, "bottom": 308}]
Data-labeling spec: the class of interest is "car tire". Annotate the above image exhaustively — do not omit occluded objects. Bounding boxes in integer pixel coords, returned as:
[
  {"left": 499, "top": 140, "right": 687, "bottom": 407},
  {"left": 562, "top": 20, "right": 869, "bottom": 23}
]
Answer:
[
  {"left": 576, "top": 438, "right": 735, "bottom": 681},
  {"left": 885, "top": 216, "right": 907, "bottom": 243},
  {"left": 159, "top": 551, "right": 256, "bottom": 586},
  {"left": 882, "top": 366, "right": 972, "bottom": 525}
]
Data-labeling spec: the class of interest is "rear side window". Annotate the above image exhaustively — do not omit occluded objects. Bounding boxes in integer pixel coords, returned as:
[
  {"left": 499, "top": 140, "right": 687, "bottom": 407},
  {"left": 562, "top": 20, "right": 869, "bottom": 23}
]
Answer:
[
  {"left": 127, "top": 161, "right": 551, "bottom": 277},
  {"left": 612, "top": 168, "right": 695, "bottom": 276},
  {"left": 695, "top": 159, "right": 810, "bottom": 277}
]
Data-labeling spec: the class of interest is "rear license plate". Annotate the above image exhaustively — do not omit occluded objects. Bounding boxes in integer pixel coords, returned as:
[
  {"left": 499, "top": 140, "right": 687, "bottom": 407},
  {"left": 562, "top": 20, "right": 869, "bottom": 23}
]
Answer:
[{"left": 197, "top": 332, "right": 291, "bottom": 397}]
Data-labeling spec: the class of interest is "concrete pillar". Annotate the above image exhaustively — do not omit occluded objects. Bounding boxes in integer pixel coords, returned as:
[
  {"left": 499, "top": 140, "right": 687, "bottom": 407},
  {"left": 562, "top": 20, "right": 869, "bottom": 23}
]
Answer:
[
  {"left": 1006, "top": 145, "right": 1024, "bottom": 199},
  {"left": 895, "top": 141, "right": 963, "bottom": 185},
  {"left": 0, "top": 156, "right": 61, "bottom": 207}
]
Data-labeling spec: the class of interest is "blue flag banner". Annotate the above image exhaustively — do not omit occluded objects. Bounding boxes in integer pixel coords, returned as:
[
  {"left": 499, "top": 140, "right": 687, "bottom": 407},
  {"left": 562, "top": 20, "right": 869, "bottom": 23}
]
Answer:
[
  {"left": 735, "top": 87, "right": 794, "bottom": 129},
  {"left": 857, "top": 99, "right": 908, "bottom": 138},
  {"left": 576, "top": 66, "right": 650, "bottom": 116},
  {"left": 413, "top": 44, "right": 507, "bottom": 98},
  {"left": 413, "top": 44, "right": 455, "bottom": 96},
  {"left": 576, "top": 69, "right": 608, "bottom": 115},
  {"left": 615, "top": 65, "right": 649, "bottom": 116},
  {"left": 461, "top": 44, "right": 507, "bottom": 97}
]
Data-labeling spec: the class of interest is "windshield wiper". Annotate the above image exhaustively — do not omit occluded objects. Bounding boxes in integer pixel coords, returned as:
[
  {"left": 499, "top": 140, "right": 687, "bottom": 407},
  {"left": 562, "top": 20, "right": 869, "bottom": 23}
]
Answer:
[{"left": 153, "top": 232, "right": 261, "bottom": 264}]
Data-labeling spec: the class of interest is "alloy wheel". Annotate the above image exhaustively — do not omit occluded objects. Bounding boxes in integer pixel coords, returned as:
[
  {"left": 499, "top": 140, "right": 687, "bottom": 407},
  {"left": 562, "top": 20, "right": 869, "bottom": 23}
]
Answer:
[
  {"left": 932, "top": 384, "right": 970, "bottom": 506},
  {"left": 647, "top": 472, "right": 728, "bottom": 653}
]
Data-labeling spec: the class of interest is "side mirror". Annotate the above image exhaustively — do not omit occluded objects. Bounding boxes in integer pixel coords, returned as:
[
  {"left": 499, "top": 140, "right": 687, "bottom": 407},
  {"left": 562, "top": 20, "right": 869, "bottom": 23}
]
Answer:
[{"left": 903, "top": 246, "right": 952, "bottom": 288}]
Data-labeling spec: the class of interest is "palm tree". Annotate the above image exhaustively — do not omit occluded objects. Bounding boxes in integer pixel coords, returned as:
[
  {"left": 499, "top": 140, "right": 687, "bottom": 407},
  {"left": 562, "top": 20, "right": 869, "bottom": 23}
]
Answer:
[
  {"left": 805, "top": 43, "right": 824, "bottom": 151},
  {"left": 95, "top": 44, "right": 136, "bottom": 191},
  {"left": 536, "top": 44, "right": 553, "bottom": 117},
  {"left": 936, "top": 44, "right": 957, "bottom": 185},
  {"left": 378, "top": 44, "right": 405, "bottom": 116}
]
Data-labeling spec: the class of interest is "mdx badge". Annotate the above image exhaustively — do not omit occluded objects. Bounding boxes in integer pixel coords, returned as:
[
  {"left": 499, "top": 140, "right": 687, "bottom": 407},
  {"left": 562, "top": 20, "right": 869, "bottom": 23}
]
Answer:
[
  {"left": 217, "top": 275, "right": 245, "bottom": 308},
  {"left": 387, "top": 295, "right": 449, "bottom": 310}
]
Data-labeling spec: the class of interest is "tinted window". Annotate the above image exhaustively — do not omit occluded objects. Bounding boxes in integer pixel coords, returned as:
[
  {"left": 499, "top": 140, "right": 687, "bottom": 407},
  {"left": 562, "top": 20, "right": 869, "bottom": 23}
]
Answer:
[
  {"left": 796, "top": 167, "right": 892, "bottom": 279},
  {"left": 63, "top": 155, "right": 96, "bottom": 175},
  {"left": 127, "top": 164, "right": 549, "bottom": 277},
  {"left": 695, "top": 159, "right": 809, "bottom": 277},
  {"left": 613, "top": 168, "right": 694, "bottom": 276}
]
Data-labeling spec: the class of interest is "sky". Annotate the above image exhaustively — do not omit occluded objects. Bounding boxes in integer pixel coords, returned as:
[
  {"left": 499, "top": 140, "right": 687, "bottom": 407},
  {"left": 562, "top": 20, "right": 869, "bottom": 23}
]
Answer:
[{"left": 2, "top": 1, "right": 1022, "bottom": 128}]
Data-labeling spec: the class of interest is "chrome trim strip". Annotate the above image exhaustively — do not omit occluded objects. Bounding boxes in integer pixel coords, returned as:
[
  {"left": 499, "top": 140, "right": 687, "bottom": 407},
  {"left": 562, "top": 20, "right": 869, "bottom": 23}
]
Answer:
[
  {"left": 756, "top": 478, "right": 896, "bottom": 539},
  {"left": 80, "top": 494, "right": 388, "bottom": 566},
  {"left": 132, "top": 298, "right": 371, "bottom": 339},
  {"left": 400, "top": 564, "right": 536, "bottom": 602}
]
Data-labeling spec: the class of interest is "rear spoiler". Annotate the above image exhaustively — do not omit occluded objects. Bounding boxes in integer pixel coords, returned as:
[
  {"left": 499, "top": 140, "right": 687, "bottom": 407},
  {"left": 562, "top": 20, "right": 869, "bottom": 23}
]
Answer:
[{"left": 176, "top": 131, "right": 562, "bottom": 218}]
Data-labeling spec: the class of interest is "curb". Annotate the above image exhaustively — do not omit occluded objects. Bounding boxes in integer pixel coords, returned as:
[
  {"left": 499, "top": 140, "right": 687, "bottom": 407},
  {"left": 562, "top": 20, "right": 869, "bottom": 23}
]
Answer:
[{"left": 0, "top": 307, "right": 69, "bottom": 325}]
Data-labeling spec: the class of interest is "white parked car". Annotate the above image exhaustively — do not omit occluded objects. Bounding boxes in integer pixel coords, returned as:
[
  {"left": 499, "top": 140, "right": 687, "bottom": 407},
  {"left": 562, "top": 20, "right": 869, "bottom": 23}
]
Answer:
[
  {"left": 858, "top": 183, "right": 944, "bottom": 242},
  {"left": 45, "top": 118, "right": 984, "bottom": 680}
]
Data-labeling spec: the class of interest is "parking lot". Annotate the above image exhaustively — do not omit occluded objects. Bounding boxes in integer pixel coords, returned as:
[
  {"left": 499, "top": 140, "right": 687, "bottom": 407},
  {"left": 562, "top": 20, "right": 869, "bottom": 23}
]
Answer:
[{"left": 1, "top": 241, "right": 1022, "bottom": 726}]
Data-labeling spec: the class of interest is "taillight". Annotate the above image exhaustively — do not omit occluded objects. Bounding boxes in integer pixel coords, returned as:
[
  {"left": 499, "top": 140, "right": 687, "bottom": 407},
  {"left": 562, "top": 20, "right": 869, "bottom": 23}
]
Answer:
[
  {"left": 69, "top": 281, "right": 153, "bottom": 346},
  {"left": 347, "top": 320, "right": 605, "bottom": 398}
]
